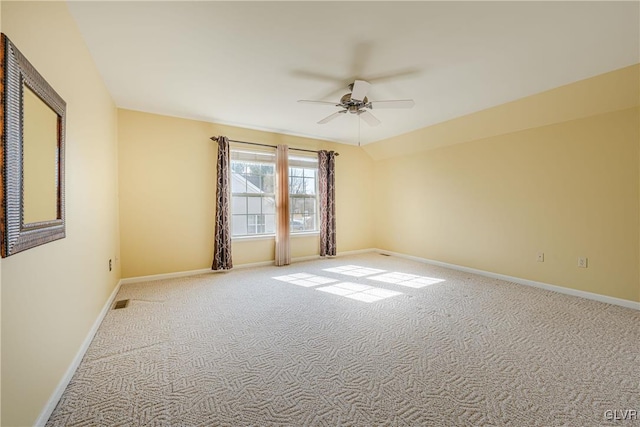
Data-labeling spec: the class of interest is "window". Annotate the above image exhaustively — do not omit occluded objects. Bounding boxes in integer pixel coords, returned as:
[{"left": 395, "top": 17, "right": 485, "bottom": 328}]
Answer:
[
  {"left": 230, "top": 149, "right": 319, "bottom": 237},
  {"left": 231, "top": 150, "right": 276, "bottom": 236},
  {"left": 289, "top": 155, "right": 318, "bottom": 233}
]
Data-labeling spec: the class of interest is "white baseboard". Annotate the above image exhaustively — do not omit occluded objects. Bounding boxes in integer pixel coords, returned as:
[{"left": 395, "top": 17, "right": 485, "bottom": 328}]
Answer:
[
  {"left": 120, "top": 249, "right": 378, "bottom": 285},
  {"left": 337, "top": 248, "right": 377, "bottom": 257},
  {"left": 120, "top": 268, "right": 215, "bottom": 285},
  {"left": 120, "top": 258, "right": 312, "bottom": 284},
  {"left": 375, "top": 249, "right": 640, "bottom": 311},
  {"left": 35, "top": 278, "right": 123, "bottom": 426},
  {"left": 235, "top": 255, "right": 322, "bottom": 270}
]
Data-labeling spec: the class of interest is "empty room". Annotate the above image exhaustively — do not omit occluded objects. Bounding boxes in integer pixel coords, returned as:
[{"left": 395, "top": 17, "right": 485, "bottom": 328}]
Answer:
[{"left": 1, "top": 1, "right": 639, "bottom": 426}]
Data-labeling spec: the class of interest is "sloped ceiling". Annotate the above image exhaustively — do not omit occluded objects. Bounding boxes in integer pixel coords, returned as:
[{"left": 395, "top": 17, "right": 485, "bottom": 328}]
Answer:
[{"left": 68, "top": 1, "right": 639, "bottom": 145}]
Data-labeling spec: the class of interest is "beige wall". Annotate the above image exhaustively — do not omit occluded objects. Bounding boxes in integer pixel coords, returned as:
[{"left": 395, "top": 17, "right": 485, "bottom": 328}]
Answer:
[
  {"left": 365, "top": 65, "right": 639, "bottom": 161},
  {"left": 372, "top": 107, "right": 639, "bottom": 302},
  {"left": 366, "top": 65, "right": 640, "bottom": 303},
  {"left": 1, "top": 2, "right": 120, "bottom": 426},
  {"left": 118, "top": 109, "right": 375, "bottom": 278}
]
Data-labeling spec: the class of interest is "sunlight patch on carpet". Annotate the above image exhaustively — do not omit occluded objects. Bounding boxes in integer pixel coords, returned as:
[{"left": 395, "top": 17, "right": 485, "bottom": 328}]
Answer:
[
  {"left": 322, "top": 265, "right": 387, "bottom": 277},
  {"left": 317, "top": 282, "right": 403, "bottom": 303},
  {"left": 368, "top": 272, "right": 445, "bottom": 288},
  {"left": 272, "top": 273, "right": 338, "bottom": 287}
]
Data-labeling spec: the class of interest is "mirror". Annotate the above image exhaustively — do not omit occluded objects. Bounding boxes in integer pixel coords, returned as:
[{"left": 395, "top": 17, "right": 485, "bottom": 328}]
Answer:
[
  {"left": 1, "top": 34, "right": 66, "bottom": 257},
  {"left": 23, "top": 85, "right": 59, "bottom": 224}
]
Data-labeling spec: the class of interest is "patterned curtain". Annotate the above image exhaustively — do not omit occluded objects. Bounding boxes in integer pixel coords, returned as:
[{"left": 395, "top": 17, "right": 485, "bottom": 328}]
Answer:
[
  {"left": 275, "top": 145, "right": 291, "bottom": 266},
  {"left": 318, "top": 150, "right": 337, "bottom": 257},
  {"left": 212, "top": 136, "right": 233, "bottom": 270}
]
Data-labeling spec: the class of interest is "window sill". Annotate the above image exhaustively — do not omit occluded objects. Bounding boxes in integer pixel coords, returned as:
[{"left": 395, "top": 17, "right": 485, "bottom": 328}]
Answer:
[
  {"left": 232, "top": 234, "right": 275, "bottom": 242},
  {"left": 231, "top": 231, "right": 319, "bottom": 242},
  {"left": 291, "top": 231, "right": 320, "bottom": 238}
]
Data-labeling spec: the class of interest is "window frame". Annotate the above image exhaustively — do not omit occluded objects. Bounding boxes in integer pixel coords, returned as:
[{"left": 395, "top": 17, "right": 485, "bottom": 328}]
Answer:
[
  {"left": 229, "top": 148, "right": 320, "bottom": 239},
  {"left": 230, "top": 150, "right": 276, "bottom": 238},
  {"left": 288, "top": 155, "right": 319, "bottom": 234}
]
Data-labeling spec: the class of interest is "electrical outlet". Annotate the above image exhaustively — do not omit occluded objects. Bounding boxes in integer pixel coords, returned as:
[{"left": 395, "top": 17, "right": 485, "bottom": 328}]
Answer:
[
  {"left": 537, "top": 252, "right": 544, "bottom": 262},
  {"left": 109, "top": 259, "right": 112, "bottom": 272},
  {"left": 578, "top": 257, "right": 588, "bottom": 268}
]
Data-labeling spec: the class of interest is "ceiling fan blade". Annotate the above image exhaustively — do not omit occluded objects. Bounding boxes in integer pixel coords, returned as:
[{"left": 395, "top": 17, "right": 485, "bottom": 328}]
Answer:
[
  {"left": 291, "top": 70, "right": 344, "bottom": 84},
  {"left": 351, "top": 80, "right": 371, "bottom": 102},
  {"left": 349, "top": 41, "right": 373, "bottom": 80},
  {"left": 368, "top": 99, "right": 415, "bottom": 109},
  {"left": 358, "top": 110, "right": 381, "bottom": 127},
  {"left": 298, "top": 100, "right": 340, "bottom": 106},
  {"left": 364, "top": 68, "right": 422, "bottom": 84},
  {"left": 318, "top": 111, "right": 345, "bottom": 124}
]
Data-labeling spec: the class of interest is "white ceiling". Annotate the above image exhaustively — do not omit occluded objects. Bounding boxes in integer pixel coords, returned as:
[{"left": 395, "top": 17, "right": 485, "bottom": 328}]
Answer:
[{"left": 68, "top": 1, "right": 639, "bottom": 146}]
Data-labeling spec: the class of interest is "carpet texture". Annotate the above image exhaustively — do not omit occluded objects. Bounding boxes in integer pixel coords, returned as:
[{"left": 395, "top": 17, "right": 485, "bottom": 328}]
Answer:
[{"left": 47, "top": 254, "right": 639, "bottom": 426}]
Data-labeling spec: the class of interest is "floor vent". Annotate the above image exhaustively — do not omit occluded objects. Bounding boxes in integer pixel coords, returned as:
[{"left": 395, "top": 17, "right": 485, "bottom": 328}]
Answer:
[
  {"left": 113, "top": 299, "right": 130, "bottom": 310},
  {"left": 380, "top": 253, "right": 391, "bottom": 257}
]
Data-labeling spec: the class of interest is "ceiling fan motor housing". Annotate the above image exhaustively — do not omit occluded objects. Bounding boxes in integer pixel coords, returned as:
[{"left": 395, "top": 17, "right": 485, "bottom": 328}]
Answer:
[{"left": 340, "top": 93, "right": 368, "bottom": 113}]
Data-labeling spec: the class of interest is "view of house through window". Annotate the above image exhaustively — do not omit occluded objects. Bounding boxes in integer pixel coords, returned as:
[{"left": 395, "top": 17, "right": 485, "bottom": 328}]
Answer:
[
  {"left": 231, "top": 150, "right": 276, "bottom": 236},
  {"left": 230, "top": 149, "right": 318, "bottom": 237}
]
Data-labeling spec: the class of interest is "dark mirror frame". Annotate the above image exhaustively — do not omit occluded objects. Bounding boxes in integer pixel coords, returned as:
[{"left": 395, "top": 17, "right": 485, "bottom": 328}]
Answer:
[{"left": 1, "top": 34, "right": 66, "bottom": 257}]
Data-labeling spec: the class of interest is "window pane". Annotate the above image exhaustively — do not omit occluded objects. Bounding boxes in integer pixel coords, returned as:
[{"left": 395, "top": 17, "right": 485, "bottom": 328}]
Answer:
[
  {"left": 265, "top": 214, "right": 275, "bottom": 234},
  {"left": 246, "top": 174, "right": 262, "bottom": 193},
  {"left": 248, "top": 215, "right": 257, "bottom": 234},
  {"left": 305, "top": 215, "right": 317, "bottom": 231},
  {"left": 291, "top": 197, "right": 305, "bottom": 215},
  {"left": 262, "top": 196, "right": 275, "bottom": 214},
  {"left": 305, "top": 168, "right": 316, "bottom": 179},
  {"left": 231, "top": 172, "right": 246, "bottom": 193},
  {"left": 290, "top": 167, "right": 304, "bottom": 177},
  {"left": 290, "top": 176, "right": 305, "bottom": 194},
  {"left": 232, "top": 215, "right": 247, "bottom": 235},
  {"left": 305, "top": 197, "right": 316, "bottom": 214},
  {"left": 262, "top": 175, "right": 274, "bottom": 193},
  {"left": 231, "top": 162, "right": 245, "bottom": 175},
  {"left": 290, "top": 218, "right": 304, "bottom": 231},
  {"left": 302, "top": 215, "right": 313, "bottom": 231},
  {"left": 256, "top": 175, "right": 264, "bottom": 192},
  {"left": 248, "top": 197, "right": 262, "bottom": 214},
  {"left": 256, "top": 215, "right": 265, "bottom": 234},
  {"left": 232, "top": 196, "right": 247, "bottom": 214},
  {"left": 304, "top": 177, "right": 316, "bottom": 195}
]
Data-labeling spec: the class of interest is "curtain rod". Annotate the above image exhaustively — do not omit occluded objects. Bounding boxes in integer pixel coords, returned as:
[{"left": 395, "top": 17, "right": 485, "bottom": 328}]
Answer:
[{"left": 210, "top": 136, "right": 339, "bottom": 156}]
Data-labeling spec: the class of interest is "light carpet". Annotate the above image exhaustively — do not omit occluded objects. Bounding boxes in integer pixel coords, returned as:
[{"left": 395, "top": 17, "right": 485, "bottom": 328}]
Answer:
[{"left": 47, "top": 253, "right": 639, "bottom": 426}]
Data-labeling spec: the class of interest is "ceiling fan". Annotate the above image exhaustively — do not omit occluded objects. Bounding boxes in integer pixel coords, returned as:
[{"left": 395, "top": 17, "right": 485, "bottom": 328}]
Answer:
[{"left": 298, "top": 80, "right": 415, "bottom": 127}]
